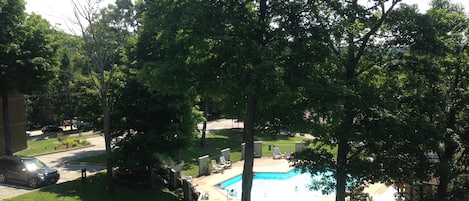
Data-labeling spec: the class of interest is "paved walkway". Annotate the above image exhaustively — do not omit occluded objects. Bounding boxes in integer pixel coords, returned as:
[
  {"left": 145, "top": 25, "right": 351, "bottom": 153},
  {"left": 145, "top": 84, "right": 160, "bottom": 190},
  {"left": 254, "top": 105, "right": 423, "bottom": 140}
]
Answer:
[
  {"left": 197, "top": 119, "right": 243, "bottom": 131},
  {"left": 0, "top": 136, "right": 106, "bottom": 200}
]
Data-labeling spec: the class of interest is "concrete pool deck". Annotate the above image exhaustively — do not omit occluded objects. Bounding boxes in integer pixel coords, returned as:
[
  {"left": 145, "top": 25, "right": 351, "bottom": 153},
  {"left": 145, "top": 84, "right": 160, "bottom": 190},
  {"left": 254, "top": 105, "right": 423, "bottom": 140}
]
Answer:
[{"left": 191, "top": 157, "right": 396, "bottom": 201}]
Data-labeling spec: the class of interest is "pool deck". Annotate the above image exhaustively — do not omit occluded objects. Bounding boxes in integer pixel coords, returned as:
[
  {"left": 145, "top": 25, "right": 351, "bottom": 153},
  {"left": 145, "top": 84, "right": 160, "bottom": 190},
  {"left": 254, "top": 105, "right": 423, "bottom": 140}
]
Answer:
[
  {"left": 191, "top": 157, "right": 396, "bottom": 201},
  {"left": 192, "top": 157, "right": 335, "bottom": 201}
]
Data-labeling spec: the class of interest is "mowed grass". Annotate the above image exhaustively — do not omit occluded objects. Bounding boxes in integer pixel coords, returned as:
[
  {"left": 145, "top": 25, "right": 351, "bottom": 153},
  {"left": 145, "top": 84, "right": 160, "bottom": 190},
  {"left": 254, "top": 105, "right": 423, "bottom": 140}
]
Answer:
[
  {"left": 72, "top": 153, "right": 108, "bottom": 164},
  {"left": 3, "top": 173, "right": 179, "bottom": 201},
  {"left": 71, "top": 128, "right": 327, "bottom": 178},
  {"left": 181, "top": 129, "right": 321, "bottom": 177},
  {"left": 15, "top": 134, "right": 100, "bottom": 156}
]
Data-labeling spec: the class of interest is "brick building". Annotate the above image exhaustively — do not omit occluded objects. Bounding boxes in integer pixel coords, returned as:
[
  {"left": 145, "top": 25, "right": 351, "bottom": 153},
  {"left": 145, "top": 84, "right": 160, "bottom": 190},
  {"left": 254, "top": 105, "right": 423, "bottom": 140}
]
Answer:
[{"left": 0, "top": 93, "right": 27, "bottom": 155}]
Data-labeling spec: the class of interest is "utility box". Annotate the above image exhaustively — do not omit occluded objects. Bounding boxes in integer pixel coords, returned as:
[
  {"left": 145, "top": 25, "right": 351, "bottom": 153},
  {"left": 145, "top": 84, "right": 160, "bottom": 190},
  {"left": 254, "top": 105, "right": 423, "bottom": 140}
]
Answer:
[
  {"left": 0, "top": 93, "right": 27, "bottom": 155},
  {"left": 198, "top": 155, "right": 210, "bottom": 176},
  {"left": 254, "top": 141, "right": 262, "bottom": 158},
  {"left": 295, "top": 141, "right": 305, "bottom": 153}
]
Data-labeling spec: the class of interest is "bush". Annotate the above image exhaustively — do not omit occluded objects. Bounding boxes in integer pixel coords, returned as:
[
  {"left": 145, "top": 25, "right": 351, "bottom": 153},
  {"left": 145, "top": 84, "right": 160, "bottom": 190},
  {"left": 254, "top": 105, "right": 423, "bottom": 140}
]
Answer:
[
  {"left": 62, "top": 137, "right": 78, "bottom": 147},
  {"left": 55, "top": 137, "right": 90, "bottom": 150},
  {"left": 80, "top": 139, "right": 91, "bottom": 146},
  {"left": 57, "top": 133, "right": 66, "bottom": 142}
]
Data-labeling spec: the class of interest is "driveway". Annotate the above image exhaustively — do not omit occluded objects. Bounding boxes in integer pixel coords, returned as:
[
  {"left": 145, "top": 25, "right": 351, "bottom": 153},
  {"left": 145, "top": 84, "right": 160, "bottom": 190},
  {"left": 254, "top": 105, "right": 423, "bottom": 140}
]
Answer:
[
  {"left": 197, "top": 119, "right": 243, "bottom": 131},
  {"left": 0, "top": 136, "right": 106, "bottom": 200}
]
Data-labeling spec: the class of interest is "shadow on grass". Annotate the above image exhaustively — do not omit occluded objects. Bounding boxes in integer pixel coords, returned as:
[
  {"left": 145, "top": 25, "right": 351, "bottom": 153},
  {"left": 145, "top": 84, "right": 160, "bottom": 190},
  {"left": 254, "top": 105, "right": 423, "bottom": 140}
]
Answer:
[
  {"left": 4, "top": 173, "right": 179, "bottom": 201},
  {"left": 181, "top": 128, "right": 304, "bottom": 176},
  {"left": 182, "top": 129, "right": 244, "bottom": 165}
]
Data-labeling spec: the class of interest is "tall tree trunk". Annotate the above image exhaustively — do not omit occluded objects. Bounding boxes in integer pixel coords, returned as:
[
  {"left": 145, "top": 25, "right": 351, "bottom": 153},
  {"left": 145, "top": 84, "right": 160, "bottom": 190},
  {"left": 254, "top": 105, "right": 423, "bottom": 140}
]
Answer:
[
  {"left": 335, "top": 138, "right": 349, "bottom": 201},
  {"left": 335, "top": 31, "right": 358, "bottom": 199},
  {"left": 2, "top": 94, "right": 13, "bottom": 156},
  {"left": 437, "top": 59, "right": 462, "bottom": 200},
  {"left": 200, "top": 100, "right": 209, "bottom": 147},
  {"left": 336, "top": 101, "right": 352, "bottom": 201},
  {"left": 437, "top": 170, "right": 449, "bottom": 200},
  {"left": 437, "top": 137, "right": 457, "bottom": 200},
  {"left": 241, "top": 94, "right": 256, "bottom": 201},
  {"left": 101, "top": 82, "right": 114, "bottom": 192}
]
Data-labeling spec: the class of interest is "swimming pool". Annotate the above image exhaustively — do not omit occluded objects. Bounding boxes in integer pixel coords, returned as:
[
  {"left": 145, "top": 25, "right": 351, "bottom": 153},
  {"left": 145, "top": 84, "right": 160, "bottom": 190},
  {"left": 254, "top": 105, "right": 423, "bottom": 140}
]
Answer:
[{"left": 217, "top": 170, "right": 334, "bottom": 201}]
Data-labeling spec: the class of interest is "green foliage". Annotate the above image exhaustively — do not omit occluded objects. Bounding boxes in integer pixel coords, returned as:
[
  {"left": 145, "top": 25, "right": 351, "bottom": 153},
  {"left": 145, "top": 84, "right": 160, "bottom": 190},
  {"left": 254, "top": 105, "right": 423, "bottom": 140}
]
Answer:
[
  {"left": 390, "top": 1, "right": 469, "bottom": 200},
  {"left": 136, "top": 0, "right": 326, "bottom": 129},
  {"left": 0, "top": 1, "right": 55, "bottom": 95},
  {"left": 284, "top": 1, "right": 405, "bottom": 200},
  {"left": 9, "top": 0, "right": 467, "bottom": 200},
  {"left": 110, "top": 75, "right": 198, "bottom": 173},
  {"left": 23, "top": 30, "right": 84, "bottom": 125}
]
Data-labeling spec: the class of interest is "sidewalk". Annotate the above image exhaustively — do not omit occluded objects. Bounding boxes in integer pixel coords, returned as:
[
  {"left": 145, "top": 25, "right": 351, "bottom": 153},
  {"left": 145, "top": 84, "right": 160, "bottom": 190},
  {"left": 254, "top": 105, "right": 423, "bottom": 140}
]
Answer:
[{"left": 36, "top": 136, "right": 106, "bottom": 183}]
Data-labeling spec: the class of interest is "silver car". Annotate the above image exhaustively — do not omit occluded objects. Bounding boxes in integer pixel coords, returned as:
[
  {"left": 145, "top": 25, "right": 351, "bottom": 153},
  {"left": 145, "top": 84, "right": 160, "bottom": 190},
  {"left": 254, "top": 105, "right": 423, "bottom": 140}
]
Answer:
[{"left": 0, "top": 156, "right": 60, "bottom": 188}]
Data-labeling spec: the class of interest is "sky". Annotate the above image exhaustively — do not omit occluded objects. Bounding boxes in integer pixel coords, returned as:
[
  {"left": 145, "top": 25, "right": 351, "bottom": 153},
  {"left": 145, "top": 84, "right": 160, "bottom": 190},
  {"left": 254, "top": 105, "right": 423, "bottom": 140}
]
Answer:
[
  {"left": 25, "top": 0, "right": 469, "bottom": 33},
  {"left": 25, "top": 0, "right": 115, "bottom": 33}
]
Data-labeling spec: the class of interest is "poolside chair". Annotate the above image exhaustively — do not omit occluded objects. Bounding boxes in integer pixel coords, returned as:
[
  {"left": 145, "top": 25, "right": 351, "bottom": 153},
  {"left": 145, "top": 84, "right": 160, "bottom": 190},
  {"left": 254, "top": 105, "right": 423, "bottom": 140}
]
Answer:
[
  {"left": 211, "top": 160, "right": 223, "bottom": 173},
  {"left": 220, "top": 156, "right": 232, "bottom": 169},
  {"left": 285, "top": 149, "right": 292, "bottom": 159},
  {"left": 273, "top": 146, "right": 284, "bottom": 159}
]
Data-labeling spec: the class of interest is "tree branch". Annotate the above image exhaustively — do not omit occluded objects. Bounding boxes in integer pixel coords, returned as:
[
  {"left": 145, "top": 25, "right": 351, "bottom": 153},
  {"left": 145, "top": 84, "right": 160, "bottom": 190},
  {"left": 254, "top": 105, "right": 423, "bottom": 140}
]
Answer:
[
  {"left": 352, "top": 0, "right": 400, "bottom": 77},
  {"left": 346, "top": 145, "right": 367, "bottom": 161}
]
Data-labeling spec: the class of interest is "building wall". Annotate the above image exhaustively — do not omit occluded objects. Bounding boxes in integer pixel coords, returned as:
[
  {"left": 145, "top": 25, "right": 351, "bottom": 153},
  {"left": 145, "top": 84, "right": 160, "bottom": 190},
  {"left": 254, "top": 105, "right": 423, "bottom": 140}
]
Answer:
[{"left": 0, "top": 93, "right": 27, "bottom": 155}]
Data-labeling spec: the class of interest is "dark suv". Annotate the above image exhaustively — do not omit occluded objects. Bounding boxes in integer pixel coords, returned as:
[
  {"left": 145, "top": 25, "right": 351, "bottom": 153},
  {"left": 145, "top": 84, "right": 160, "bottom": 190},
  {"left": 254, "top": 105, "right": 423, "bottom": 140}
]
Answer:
[
  {"left": 41, "top": 125, "right": 63, "bottom": 134},
  {"left": 0, "top": 156, "right": 60, "bottom": 188}
]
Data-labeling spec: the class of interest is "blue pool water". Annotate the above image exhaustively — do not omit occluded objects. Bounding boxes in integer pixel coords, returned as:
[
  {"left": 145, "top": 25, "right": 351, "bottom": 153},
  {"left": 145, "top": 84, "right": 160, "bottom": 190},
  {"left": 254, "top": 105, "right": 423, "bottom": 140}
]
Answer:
[{"left": 217, "top": 170, "right": 334, "bottom": 200}]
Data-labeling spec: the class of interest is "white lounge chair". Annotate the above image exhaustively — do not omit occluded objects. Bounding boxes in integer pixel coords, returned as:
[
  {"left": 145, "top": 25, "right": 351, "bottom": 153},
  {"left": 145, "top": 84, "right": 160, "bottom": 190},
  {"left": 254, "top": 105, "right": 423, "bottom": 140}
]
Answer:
[
  {"left": 211, "top": 160, "right": 223, "bottom": 173},
  {"left": 220, "top": 156, "right": 232, "bottom": 169},
  {"left": 273, "top": 146, "right": 284, "bottom": 159},
  {"left": 285, "top": 149, "right": 292, "bottom": 159}
]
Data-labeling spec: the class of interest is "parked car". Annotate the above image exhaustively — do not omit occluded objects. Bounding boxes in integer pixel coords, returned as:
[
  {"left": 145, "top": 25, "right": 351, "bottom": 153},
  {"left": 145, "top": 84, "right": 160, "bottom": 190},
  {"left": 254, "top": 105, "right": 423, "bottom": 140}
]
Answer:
[
  {"left": 41, "top": 125, "right": 63, "bottom": 134},
  {"left": 0, "top": 156, "right": 60, "bottom": 188},
  {"left": 75, "top": 121, "right": 92, "bottom": 130}
]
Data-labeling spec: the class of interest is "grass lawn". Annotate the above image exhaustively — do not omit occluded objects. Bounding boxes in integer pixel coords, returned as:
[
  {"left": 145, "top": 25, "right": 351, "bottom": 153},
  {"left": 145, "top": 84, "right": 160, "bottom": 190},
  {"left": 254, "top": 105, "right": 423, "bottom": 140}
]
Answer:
[
  {"left": 72, "top": 153, "right": 108, "bottom": 164},
  {"left": 15, "top": 133, "right": 100, "bottom": 156},
  {"left": 70, "top": 129, "right": 336, "bottom": 178},
  {"left": 71, "top": 129, "right": 331, "bottom": 178},
  {"left": 72, "top": 128, "right": 336, "bottom": 178},
  {"left": 181, "top": 129, "right": 327, "bottom": 177},
  {"left": 3, "top": 173, "right": 179, "bottom": 201}
]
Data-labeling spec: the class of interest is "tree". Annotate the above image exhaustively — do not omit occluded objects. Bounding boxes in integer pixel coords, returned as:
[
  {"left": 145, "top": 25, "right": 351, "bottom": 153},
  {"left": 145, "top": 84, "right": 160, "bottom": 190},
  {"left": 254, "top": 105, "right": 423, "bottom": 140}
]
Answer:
[
  {"left": 72, "top": 0, "right": 133, "bottom": 192},
  {"left": 23, "top": 30, "right": 86, "bottom": 128},
  {"left": 1, "top": 0, "right": 55, "bottom": 155},
  {"left": 137, "top": 1, "right": 328, "bottom": 200},
  {"left": 110, "top": 75, "right": 198, "bottom": 178},
  {"left": 290, "top": 1, "right": 403, "bottom": 200},
  {"left": 386, "top": 0, "right": 469, "bottom": 200}
]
